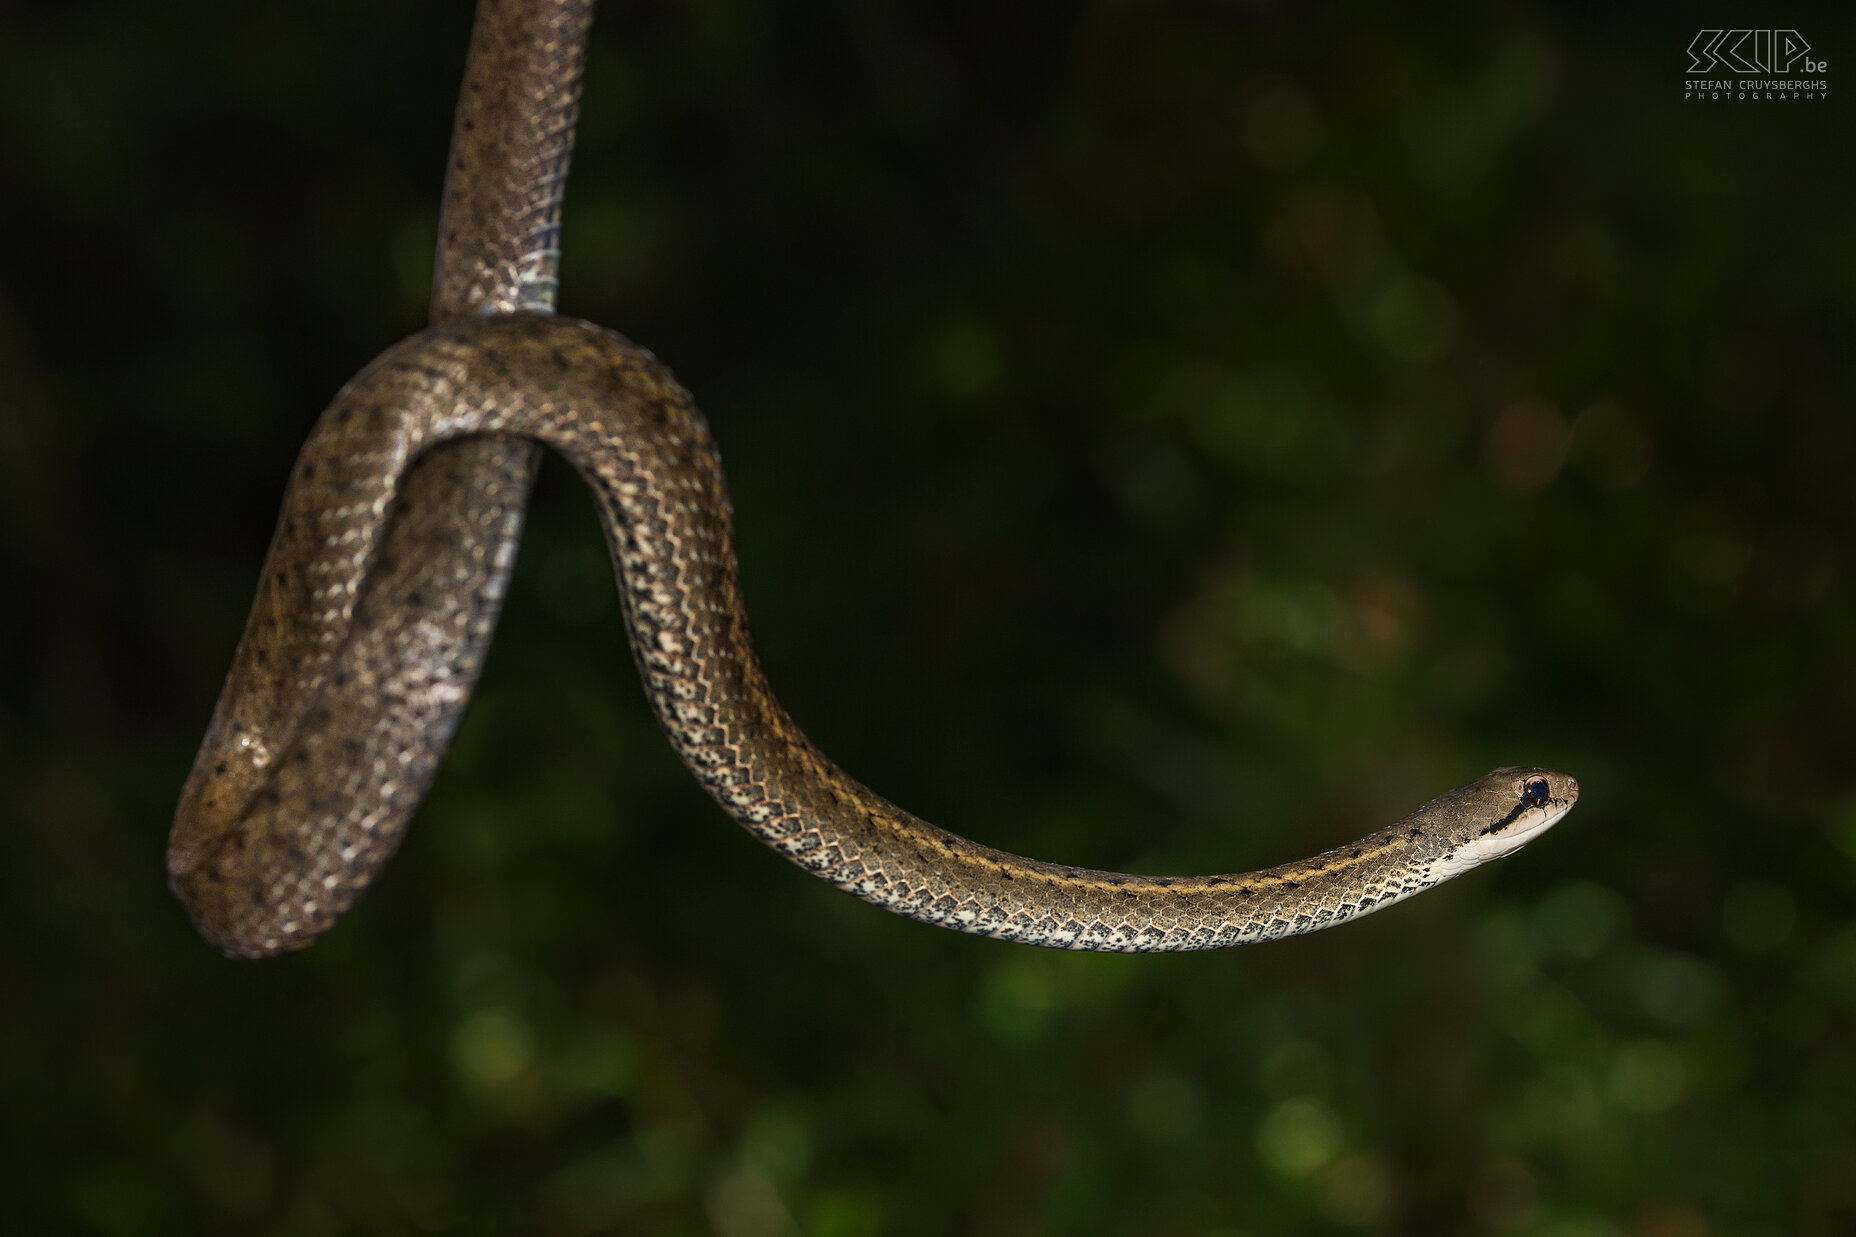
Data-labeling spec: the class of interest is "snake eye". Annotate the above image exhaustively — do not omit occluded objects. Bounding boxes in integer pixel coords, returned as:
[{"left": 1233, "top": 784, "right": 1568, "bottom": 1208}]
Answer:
[{"left": 1522, "top": 776, "right": 1550, "bottom": 806}]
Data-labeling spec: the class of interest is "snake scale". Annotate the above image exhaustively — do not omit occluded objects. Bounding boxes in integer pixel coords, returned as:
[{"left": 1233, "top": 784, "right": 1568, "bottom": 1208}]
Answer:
[{"left": 169, "top": 0, "right": 1578, "bottom": 959}]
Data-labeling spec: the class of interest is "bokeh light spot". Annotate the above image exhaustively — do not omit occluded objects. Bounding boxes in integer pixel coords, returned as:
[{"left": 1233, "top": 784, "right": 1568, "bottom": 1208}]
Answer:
[
  {"left": 1611, "top": 1040, "right": 1687, "bottom": 1113},
  {"left": 739, "top": 1106, "right": 813, "bottom": 1181},
  {"left": 1240, "top": 74, "right": 1319, "bottom": 164},
  {"left": 1468, "top": 1158, "right": 1539, "bottom": 1232},
  {"left": 1316, "top": 1152, "right": 1394, "bottom": 1226},
  {"left": 1721, "top": 879, "right": 1797, "bottom": 952},
  {"left": 1256, "top": 1096, "right": 1341, "bottom": 1176},
  {"left": 549, "top": 1148, "right": 632, "bottom": 1230},
  {"left": 1813, "top": 930, "right": 1856, "bottom": 999},
  {"left": 1127, "top": 1069, "right": 1207, "bottom": 1144},
  {"left": 1196, "top": 371, "right": 1313, "bottom": 473},
  {"left": 554, "top": 1025, "right": 641, "bottom": 1098},
  {"left": 1569, "top": 402, "right": 1654, "bottom": 491},
  {"left": 1531, "top": 1218, "right": 1624, "bottom": 1237},
  {"left": 451, "top": 1006, "right": 536, "bottom": 1089},
  {"left": 1366, "top": 277, "right": 1458, "bottom": 362},
  {"left": 1260, "top": 1039, "right": 1335, "bottom": 1097},
  {"left": 1532, "top": 882, "right": 1625, "bottom": 960},
  {"left": 914, "top": 314, "right": 1002, "bottom": 404},
  {"left": 1631, "top": 953, "right": 1723, "bottom": 1031},
  {"left": 1488, "top": 400, "right": 1570, "bottom": 492},
  {"left": 806, "top": 1187, "right": 890, "bottom": 1237},
  {"left": 706, "top": 1165, "right": 797, "bottom": 1237}
]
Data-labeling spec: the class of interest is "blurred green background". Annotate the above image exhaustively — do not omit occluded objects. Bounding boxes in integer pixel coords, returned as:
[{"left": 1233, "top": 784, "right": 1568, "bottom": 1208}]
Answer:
[{"left": 3, "top": 0, "right": 1853, "bottom": 1233}]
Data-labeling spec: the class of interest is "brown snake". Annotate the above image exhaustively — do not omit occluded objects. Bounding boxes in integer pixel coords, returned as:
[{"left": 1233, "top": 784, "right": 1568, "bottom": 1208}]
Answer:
[{"left": 169, "top": 0, "right": 1578, "bottom": 959}]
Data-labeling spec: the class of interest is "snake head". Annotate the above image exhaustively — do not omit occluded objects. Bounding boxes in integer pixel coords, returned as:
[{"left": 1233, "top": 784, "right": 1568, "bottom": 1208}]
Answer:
[{"left": 1424, "top": 766, "right": 1579, "bottom": 880}]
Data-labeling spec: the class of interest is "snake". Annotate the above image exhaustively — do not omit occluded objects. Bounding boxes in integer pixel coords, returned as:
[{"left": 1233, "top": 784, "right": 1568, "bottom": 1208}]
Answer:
[{"left": 168, "top": 0, "right": 1578, "bottom": 960}]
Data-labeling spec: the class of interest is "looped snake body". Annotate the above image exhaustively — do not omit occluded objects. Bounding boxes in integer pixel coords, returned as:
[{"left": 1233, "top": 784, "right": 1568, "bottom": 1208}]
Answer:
[{"left": 168, "top": 0, "right": 1577, "bottom": 959}]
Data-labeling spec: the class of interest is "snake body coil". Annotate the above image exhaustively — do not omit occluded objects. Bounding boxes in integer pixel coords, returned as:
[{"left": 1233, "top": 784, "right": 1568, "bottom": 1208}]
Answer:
[{"left": 168, "top": 0, "right": 1577, "bottom": 959}]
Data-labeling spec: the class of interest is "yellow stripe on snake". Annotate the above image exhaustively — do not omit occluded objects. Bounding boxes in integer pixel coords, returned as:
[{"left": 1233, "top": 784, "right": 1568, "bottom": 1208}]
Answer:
[{"left": 168, "top": 0, "right": 1578, "bottom": 959}]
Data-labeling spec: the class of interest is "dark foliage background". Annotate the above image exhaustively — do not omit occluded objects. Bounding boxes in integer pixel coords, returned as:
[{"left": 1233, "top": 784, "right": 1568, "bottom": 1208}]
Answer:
[{"left": 2, "top": 1, "right": 1853, "bottom": 1233}]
